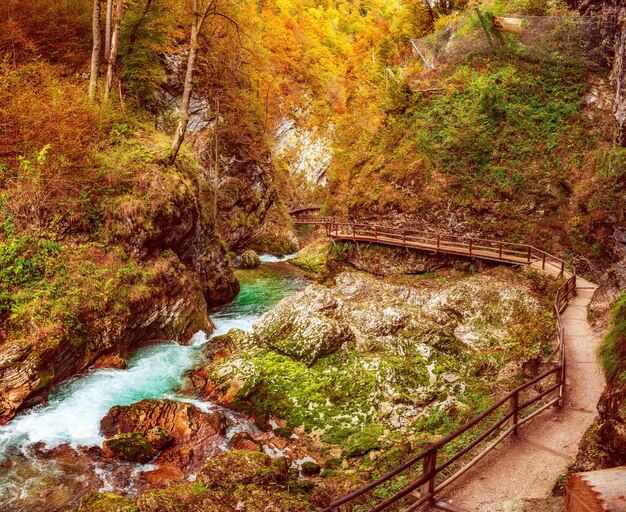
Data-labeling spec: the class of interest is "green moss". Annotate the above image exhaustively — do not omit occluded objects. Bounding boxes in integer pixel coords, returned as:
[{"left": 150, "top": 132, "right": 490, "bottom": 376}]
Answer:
[
  {"left": 599, "top": 293, "right": 626, "bottom": 379},
  {"left": 76, "top": 492, "right": 138, "bottom": 512},
  {"left": 290, "top": 241, "right": 330, "bottom": 274},
  {"left": 104, "top": 432, "right": 156, "bottom": 463},
  {"left": 323, "top": 458, "right": 342, "bottom": 470},
  {"left": 343, "top": 423, "right": 384, "bottom": 457},
  {"left": 301, "top": 461, "right": 321, "bottom": 475}
]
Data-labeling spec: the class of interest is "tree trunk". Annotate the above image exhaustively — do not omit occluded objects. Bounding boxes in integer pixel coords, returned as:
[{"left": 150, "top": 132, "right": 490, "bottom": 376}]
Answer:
[
  {"left": 169, "top": 0, "right": 206, "bottom": 164},
  {"left": 104, "top": 0, "right": 113, "bottom": 61},
  {"left": 89, "top": 0, "right": 102, "bottom": 100},
  {"left": 104, "top": 0, "right": 124, "bottom": 102},
  {"left": 213, "top": 96, "right": 219, "bottom": 217}
]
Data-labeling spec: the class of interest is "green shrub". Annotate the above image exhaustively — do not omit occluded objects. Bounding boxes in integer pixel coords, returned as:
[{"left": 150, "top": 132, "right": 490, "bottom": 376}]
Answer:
[{"left": 599, "top": 293, "right": 626, "bottom": 379}]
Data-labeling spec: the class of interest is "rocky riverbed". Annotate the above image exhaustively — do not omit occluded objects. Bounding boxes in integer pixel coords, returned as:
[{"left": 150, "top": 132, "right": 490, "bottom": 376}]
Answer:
[{"left": 192, "top": 266, "right": 556, "bottom": 463}]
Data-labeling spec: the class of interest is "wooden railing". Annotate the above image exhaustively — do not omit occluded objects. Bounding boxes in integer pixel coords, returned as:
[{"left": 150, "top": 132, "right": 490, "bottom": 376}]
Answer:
[
  {"left": 293, "top": 217, "right": 577, "bottom": 511},
  {"left": 295, "top": 218, "right": 568, "bottom": 278}
]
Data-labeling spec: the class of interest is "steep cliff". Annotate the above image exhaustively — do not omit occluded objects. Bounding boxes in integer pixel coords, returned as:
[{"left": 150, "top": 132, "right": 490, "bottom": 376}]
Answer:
[{"left": 0, "top": 60, "right": 239, "bottom": 423}]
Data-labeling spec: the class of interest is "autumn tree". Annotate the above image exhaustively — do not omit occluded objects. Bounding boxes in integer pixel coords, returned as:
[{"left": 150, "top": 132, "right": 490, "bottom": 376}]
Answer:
[
  {"left": 104, "top": 0, "right": 125, "bottom": 101},
  {"left": 89, "top": 0, "right": 101, "bottom": 99},
  {"left": 168, "top": 0, "right": 216, "bottom": 164}
]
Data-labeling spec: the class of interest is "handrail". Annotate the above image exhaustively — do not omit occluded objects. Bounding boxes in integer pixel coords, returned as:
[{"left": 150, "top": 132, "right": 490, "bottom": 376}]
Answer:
[{"left": 293, "top": 217, "right": 577, "bottom": 511}]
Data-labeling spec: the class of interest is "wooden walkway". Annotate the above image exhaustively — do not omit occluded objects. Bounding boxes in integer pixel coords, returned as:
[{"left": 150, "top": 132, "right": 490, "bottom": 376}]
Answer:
[
  {"left": 440, "top": 277, "right": 603, "bottom": 511},
  {"left": 292, "top": 217, "right": 595, "bottom": 512},
  {"left": 297, "top": 218, "right": 569, "bottom": 277}
]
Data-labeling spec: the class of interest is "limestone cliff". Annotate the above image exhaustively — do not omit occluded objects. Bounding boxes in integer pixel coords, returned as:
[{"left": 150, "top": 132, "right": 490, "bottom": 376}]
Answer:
[{"left": 0, "top": 138, "right": 239, "bottom": 424}]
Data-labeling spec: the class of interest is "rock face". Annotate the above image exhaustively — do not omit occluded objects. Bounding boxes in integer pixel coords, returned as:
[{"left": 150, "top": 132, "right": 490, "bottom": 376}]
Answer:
[
  {"left": 0, "top": 167, "right": 239, "bottom": 423},
  {"left": 162, "top": 52, "right": 288, "bottom": 254},
  {"left": 101, "top": 399, "right": 230, "bottom": 474},
  {"left": 571, "top": 0, "right": 626, "bottom": 145},
  {"left": 194, "top": 268, "right": 554, "bottom": 451}
]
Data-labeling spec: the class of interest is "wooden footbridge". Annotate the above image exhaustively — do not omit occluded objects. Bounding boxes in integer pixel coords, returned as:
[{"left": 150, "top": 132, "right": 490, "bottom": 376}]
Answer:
[
  {"left": 289, "top": 204, "right": 323, "bottom": 216},
  {"left": 294, "top": 216, "right": 580, "bottom": 512}
]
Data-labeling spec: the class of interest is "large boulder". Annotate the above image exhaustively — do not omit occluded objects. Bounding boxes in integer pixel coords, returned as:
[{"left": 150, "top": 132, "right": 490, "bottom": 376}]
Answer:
[
  {"left": 237, "top": 249, "right": 262, "bottom": 269},
  {"left": 101, "top": 399, "right": 230, "bottom": 473},
  {"left": 253, "top": 284, "right": 353, "bottom": 364},
  {"left": 196, "top": 268, "right": 552, "bottom": 448}
]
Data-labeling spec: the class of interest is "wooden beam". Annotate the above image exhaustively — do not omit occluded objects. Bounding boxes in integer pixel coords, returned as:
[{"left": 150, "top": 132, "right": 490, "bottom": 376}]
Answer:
[
  {"left": 564, "top": 467, "right": 626, "bottom": 512},
  {"left": 493, "top": 16, "right": 524, "bottom": 35}
]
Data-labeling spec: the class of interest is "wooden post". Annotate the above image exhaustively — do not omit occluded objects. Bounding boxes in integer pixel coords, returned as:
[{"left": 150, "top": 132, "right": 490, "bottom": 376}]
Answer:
[
  {"left": 542, "top": 253, "right": 546, "bottom": 270},
  {"left": 437, "top": 235, "right": 441, "bottom": 251},
  {"left": 375, "top": 226, "right": 378, "bottom": 241},
  {"left": 527, "top": 246, "right": 531, "bottom": 263},
  {"left": 403, "top": 230, "right": 406, "bottom": 244},
  {"left": 476, "top": 7, "right": 496, "bottom": 54},
  {"left": 560, "top": 261, "right": 565, "bottom": 278},
  {"left": 499, "top": 242, "right": 503, "bottom": 259},
  {"left": 557, "top": 359, "right": 565, "bottom": 408},
  {"left": 352, "top": 224, "right": 355, "bottom": 239},
  {"left": 469, "top": 239, "right": 473, "bottom": 255},
  {"left": 421, "top": 450, "right": 437, "bottom": 503},
  {"left": 510, "top": 391, "right": 519, "bottom": 435}
]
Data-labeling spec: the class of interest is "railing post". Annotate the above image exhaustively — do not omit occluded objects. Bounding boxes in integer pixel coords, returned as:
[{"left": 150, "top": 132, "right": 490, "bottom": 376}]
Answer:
[
  {"left": 437, "top": 235, "right": 440, "bottom": 251},
  {"left": 558, "top": 358, "right": 565, "bottom": 408},
  {"left": 352, "top": 224, "right": 355, "bottom": 239},
  {"left": 510, "top": 390, "right": 519, "bottom": 435},
  {"left": 403, "top": 229, "right": 406, "bottom": 244},
  {"left": 469, "top": 239, "right": 473, "bottom": 255},
  {"left": 527, "top": 246, "right": 531, "bottom": 263},
  {"left": 421, "top": 449, "right": 437, "bottom": 504},
  {"left": 542, "top": 253, "right": 546, "bottom": 270},
  {"left": 560, "top": 261, "right": 564, "bottom": 278},
  {"left": 499, "top": 242, "right": 503, "bottom": 259},
  {"left": 375, "top": 225, "right": 378, "bottom": 241}
]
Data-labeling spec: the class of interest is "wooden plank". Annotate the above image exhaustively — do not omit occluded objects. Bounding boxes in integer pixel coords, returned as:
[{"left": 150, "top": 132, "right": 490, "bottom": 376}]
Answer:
[
  {"left": 493, "top": 16, "right": 524, "bottom": 35},
  {"left": 565, "top": 467, "right": 626, "bottom": 512}
]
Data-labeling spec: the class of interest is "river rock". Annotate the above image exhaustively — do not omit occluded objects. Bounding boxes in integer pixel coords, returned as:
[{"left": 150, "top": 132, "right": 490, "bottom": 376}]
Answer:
[
  {"left": 253, "top": 284, "right": 353, "bottom": 365},
  {"left": 101, "top": 399, "right": 230, "bottom": 473},
  {"left": 103, "top": 432, "right": 156, "bottom": 463},
  {"left": 237, "top": 249, "right": 262, "bottom": 269},
  {"left": 140, "top": 464, "right": 186, "bottom": 487},
  {"left": 229, "top": 431, "right": 261, "bottom": 451}
]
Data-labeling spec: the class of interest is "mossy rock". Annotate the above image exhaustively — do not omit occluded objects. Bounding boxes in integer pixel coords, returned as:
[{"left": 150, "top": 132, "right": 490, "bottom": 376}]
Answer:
[
  {"left": 286, "top": 479, "right": 317, "bottom": 493},
  {"left": 261, "top": 313, "right": 353, "bottom": 365},
  {"left": 274, "top": 426, "right": 294, "bottom": 438},
  {"left": 343, "top": 423, "right": 384, "bottom": 458},
  {"left": 238, "top": 250, "right": 261, "bottom": 269},
  {"left": 301, "top": 461, "right": 321, "bottom": 476},
  {"left": 104, "top": 432, "right": 156, "bottom": 463},
  {"left": 197, "top": 450, "right": 289, "bottom": 488},
  {"left": 135, "top": 481, "right": 314, "bottom": 512},
  {"left": 75, "top": 492, "right": 138, "bottom": 512},
  {"left": 289, "top": 241, "right": 329, "bottom": 274},
  {"left": 323, "top": 458, "right": 342, "bottom": 470}
]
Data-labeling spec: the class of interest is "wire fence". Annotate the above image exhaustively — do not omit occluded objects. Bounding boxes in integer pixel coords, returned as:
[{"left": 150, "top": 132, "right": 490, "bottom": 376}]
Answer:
[{"left": 410, "top": 12, "right": 617, "bottom": 70}]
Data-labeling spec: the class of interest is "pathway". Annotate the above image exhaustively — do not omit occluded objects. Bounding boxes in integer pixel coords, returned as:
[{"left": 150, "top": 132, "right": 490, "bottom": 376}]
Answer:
[{"left": 437, "top": 277, "right": 604, "bottom": 511}]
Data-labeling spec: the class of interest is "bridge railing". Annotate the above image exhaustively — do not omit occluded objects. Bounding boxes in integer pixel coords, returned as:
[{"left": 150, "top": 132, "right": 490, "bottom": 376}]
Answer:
[
  {"left": 315, "top": 220, "right": 568, "bottom": 278},
  {"left": 292, "top": 218, "right": 577, "bottom": 511}
]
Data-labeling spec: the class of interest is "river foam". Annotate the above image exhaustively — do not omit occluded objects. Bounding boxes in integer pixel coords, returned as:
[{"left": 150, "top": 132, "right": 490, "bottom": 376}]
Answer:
[{"left": 0, "top": 261, "right": 308, "bottom": 461}]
